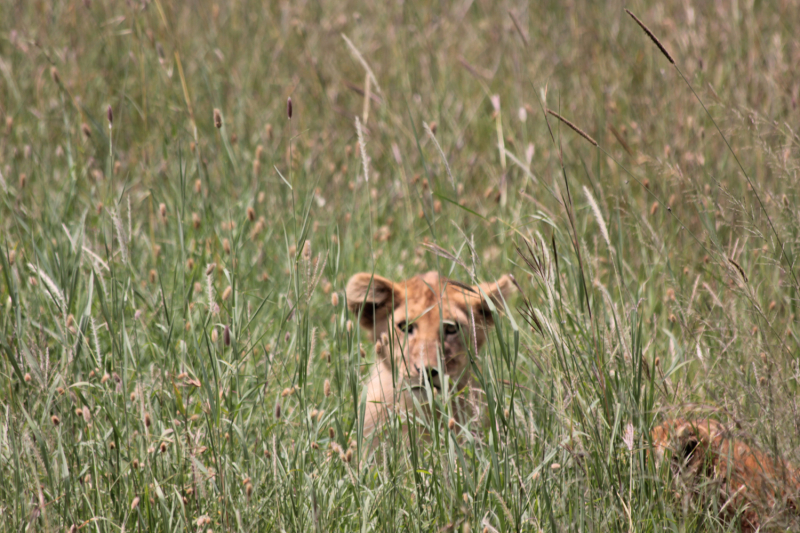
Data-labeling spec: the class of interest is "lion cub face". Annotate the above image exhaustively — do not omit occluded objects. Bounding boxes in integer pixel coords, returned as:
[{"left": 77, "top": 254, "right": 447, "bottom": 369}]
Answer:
[{"left": 346, "top": 271, "right": 513, "bottom": 394}]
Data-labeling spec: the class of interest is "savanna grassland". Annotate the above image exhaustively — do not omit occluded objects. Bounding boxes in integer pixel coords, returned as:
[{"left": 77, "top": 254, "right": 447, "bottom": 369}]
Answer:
[{"left": 1, "top": 0, "right": 800, "bottom": 531}]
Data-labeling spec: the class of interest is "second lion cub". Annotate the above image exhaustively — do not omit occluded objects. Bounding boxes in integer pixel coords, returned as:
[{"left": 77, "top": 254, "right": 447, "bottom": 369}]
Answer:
[{"left": 346, "top": 270, "right": 514, "bottom": 436}]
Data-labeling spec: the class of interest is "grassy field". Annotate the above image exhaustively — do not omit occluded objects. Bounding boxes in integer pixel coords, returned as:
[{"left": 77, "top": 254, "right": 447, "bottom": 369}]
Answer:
[{"left": 1, "top": 0, "right": 799, "bottom": 531}]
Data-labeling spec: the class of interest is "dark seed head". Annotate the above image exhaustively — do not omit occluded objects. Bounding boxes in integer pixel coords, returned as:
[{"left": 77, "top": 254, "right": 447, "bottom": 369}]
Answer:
[{"left": 287, "top": 97, "right": 293, "bottom": 120}]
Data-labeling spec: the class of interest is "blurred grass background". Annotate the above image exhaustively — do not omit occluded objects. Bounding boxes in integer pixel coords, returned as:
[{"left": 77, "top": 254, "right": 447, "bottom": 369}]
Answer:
[{"left": 1, "top": 0, "right": 799, "bottom": 530}]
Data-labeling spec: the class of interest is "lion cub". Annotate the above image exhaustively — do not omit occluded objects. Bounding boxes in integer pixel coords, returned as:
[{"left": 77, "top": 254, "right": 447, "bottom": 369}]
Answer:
[
  {"left": 346, "top": 271, "right": 513, "bottom": 436},
  {"left": 651, "top": 418, "right": 800, "bottom": 531}
]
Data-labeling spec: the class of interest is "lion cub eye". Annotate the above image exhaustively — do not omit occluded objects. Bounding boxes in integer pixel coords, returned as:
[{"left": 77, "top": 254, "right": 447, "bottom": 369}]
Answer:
[
  {"left": 443, "top": 322, "right": 461, "bottom": 336},
  {"left": 396, "top": 321, "right": 415, "bottom": 335}
]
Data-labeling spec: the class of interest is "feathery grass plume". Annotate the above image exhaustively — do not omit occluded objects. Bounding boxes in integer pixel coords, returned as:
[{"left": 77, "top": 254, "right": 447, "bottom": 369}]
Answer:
[
  {"left": 131, "top": 497, "right": 139, "bottom": 510},
  {"left": 90, "top": 317, "right": 101, "bottom": 363},
  {"left": 582, "top": 186, "right": 610, "bottom": 247},
  {"left": 107, "top": 105, "right": 113, "bottom": 126},
  {"left": 331, "top": 292, "right": 339, "bottom": 307},
  {"left": 623, "top": 423, "right": 634, "bottom": 452},
  {"left": 287, "top": 97, "right": 292, "bottom": 119},
  {"left": 112, "top": 209, "right": 128, "bottom": 263},
  {"left": 213, "top": 108, "right": 222, "bottom": 128},
  {"left": 27, "top": 263, "right": 66, "bottom": 310},
  {"left": 424, "top": 121, "right": 454, "bottom": 188},
  {"left": 206, "top": 274, "right": 215, "bottom": 309},
  {"left": 546, "top": 109, "right": 597, "bottom": 146},
  {"left": 324, "top": 379, "right": 331, "bottom": 397},
  {"left": 309, "top": 327, "right": 317, "bottom": 360},
  {"left": 624, "top": 9, "right": 674, "bottom": 64},
  {"left": 491, "top": 95, "right": 507, "bottom": 172},
  {"left": 341, "top": 33, "right": 382, "bottom": 95},
  {"left": 355, "top": 117, "right": 369, "bottom": 182},
  {"left": 222, "top": 286, "right": 232, "bottom": 301}
]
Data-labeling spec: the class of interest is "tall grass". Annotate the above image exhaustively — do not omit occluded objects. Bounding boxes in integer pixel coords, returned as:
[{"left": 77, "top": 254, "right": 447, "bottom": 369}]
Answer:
[{"left": 1, "top": 1, "right": 798, "bottom": 531}]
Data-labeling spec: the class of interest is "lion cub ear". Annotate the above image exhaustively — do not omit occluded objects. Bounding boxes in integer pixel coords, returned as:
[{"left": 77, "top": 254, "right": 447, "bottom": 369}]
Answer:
[
  {"left": 345, "top": 273, "right": 401, "bottom": 333},
  {"left": 472, "top": 274, "right": 516, "bottom": 322}
]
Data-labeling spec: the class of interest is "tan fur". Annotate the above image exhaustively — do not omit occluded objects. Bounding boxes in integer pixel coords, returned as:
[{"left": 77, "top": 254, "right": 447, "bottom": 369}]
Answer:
[
  {"left": 345, "top": 271, "right": 514, "bottom": 436},
  {"left": 651, "top": 418, "right": 800, "bottom": 531}
]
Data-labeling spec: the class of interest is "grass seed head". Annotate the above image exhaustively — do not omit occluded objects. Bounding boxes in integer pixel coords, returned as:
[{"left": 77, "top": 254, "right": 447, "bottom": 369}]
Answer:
[
  {"left": 213, "top": 108, "right": 222, "bottom": 128},
  {"left": 625, "top": 9, "right": 675, "bottom": 64},
  {"left": 324, "top": 379, "right": 331, "bottom": 397}
]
